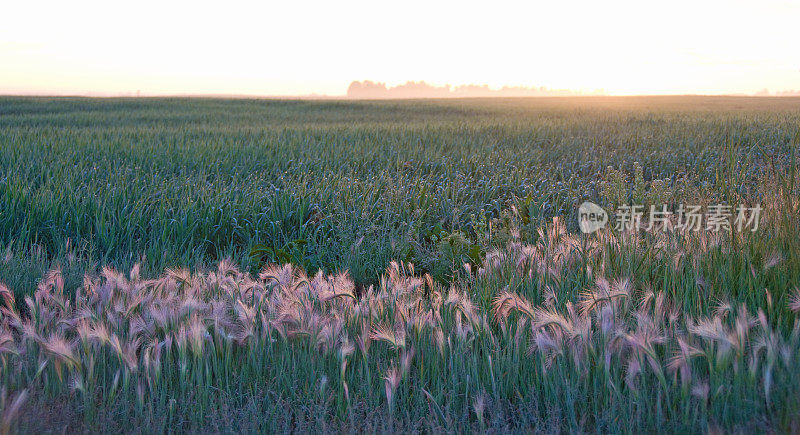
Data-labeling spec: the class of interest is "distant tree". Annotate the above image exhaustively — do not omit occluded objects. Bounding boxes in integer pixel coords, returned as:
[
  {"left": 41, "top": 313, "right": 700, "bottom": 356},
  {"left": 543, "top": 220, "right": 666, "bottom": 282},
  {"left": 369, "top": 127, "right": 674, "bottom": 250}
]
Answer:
[
  {"left": 346, "top": 80, "right": 595, "bottom": 99},
  {"left": 347, "top": 81, "right": 390, "bottom": 98}
]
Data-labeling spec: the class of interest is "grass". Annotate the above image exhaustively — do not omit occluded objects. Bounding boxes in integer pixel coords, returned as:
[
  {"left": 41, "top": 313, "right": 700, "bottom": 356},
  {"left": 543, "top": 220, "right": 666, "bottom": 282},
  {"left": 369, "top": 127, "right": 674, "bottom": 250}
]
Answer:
[{"left": 0, "top": 96, "right": 798, "bottom": 432}]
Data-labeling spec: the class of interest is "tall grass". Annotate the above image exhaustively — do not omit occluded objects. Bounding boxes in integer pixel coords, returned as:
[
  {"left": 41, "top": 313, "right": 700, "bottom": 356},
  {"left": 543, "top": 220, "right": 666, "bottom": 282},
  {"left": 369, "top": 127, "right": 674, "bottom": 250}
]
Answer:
[
  {"left": 0, "top": 96, "right": 798, "bottom": 431},
  {"left": 0, "top": 202, "right": 798, "bottom": 432}
]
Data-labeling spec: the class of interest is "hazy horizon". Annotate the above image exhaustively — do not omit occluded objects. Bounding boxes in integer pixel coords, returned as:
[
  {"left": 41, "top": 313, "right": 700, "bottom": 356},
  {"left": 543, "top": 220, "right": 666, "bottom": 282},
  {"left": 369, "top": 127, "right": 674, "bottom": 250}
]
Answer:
[
  {"left": 2, "top": 81, "right": 799, "bottom": 99},
  {"left": 2, "top": 0, "right": 798, "bottom": 98}
]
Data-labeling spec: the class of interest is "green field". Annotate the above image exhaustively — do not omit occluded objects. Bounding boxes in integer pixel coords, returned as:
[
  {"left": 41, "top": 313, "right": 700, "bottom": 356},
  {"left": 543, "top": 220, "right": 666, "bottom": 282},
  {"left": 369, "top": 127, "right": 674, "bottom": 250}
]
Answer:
[{"left": 0, "top": 96, "right": 799, "bottom": 432}]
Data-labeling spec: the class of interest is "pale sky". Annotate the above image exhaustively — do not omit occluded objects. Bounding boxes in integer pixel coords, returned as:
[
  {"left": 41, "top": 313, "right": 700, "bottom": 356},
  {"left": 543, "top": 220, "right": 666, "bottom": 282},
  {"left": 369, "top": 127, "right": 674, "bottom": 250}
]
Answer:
[{"left": 1, "top": 0, "right": 798, "bottom": 96}]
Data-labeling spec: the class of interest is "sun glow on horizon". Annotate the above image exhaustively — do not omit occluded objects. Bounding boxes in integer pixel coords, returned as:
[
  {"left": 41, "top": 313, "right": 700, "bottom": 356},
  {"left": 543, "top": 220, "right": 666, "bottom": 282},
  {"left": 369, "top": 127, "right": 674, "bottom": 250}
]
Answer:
[{"left": 2, "top": 0, "right": 798, "bottom": 97}]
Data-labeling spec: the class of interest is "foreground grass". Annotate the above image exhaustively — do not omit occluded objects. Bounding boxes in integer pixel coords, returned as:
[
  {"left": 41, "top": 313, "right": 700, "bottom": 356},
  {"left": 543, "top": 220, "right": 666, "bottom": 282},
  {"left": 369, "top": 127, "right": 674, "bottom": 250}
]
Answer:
[{"left": 1, "top": 184, "right": 799, "bottom": 432}]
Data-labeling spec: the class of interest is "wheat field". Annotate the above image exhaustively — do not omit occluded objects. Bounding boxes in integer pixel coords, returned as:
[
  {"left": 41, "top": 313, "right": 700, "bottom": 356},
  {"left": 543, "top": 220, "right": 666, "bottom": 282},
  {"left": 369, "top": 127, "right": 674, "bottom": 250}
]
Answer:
[{"left": 0, "top": 96, "right": 799, "bottom": 432}]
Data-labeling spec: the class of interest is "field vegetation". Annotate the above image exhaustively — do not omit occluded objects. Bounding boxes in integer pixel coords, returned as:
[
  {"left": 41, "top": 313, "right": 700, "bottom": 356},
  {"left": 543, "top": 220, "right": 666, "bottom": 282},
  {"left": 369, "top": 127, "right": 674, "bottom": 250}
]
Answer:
[{"left": 0, "top": 96, "right": 798, "bottom": 432}]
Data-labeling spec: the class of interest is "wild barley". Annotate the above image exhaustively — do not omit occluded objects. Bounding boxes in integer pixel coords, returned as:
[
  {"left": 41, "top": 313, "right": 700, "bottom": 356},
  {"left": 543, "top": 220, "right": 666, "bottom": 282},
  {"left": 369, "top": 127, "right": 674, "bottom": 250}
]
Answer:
[
  {"left": 0, "top": 332, "right": 16, "bottom": 356},
  {"left": 491, "top": 291, "right": 535, "bottom": 323},
  {"left": 188, "top": 316, "right": 206, "bottom": 358},
  {"left": 433, "top": 327, "right": 446, "bottom": 355},
  {"left": 0, "top": 283, "right": 14, "bottom": 312},
  {"left": 473, "top": 391, "right": 486, "bottom": 428},
  {"left": 356, "top": 321, "right": 372, "bottom": 357},
  {"left": 400, "top": 347, "right": 415, "bottom": 375},
  {"left": 578, "top": 277, "right": 630, "bottom": 316},
  {"left": 667, "top": 337, "right": 703, "bottom": 387},
  {"left": 42, "top": 334, "right": 79, "bottom": 369},
  {"left": 85, "top": 321, "right": 111, "bottom": 346},
  {"left": 370, "top": 322, "right": 405, "bottom": 349},
  {"left": 528, "top": 330, "right": 565, "bottom": 366},
  {"left": 689, "top": 316, "right": 733, "bottom": 349},
  {"left": 383, "top": 366, "right": 401, "bottom": 410},
  {"left": 532, "top": 307, "right": 573, "bottom": 335},
  {"left": 788, "top": 288, "right": 800, "bottom": 313},
  {"left": 625, "top": 355, "right": 642, "bottom": 390},
  {"left": 713, "top": 299, "right": 733, "bottom": 319}
]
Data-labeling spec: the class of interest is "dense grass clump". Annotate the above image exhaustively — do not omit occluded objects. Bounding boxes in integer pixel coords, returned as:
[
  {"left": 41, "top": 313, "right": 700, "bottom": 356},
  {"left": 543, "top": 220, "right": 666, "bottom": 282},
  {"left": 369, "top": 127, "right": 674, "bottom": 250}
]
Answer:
[{"left": 0, "top": 96, "right": 798, "bottom": 432}]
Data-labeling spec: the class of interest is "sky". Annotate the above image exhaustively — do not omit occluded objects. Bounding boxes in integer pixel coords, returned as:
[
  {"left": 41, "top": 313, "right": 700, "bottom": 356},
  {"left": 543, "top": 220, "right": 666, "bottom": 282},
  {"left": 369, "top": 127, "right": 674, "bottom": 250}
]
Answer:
[{"left": 1, "top": 0, "right": 798, "bottom": 97}]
